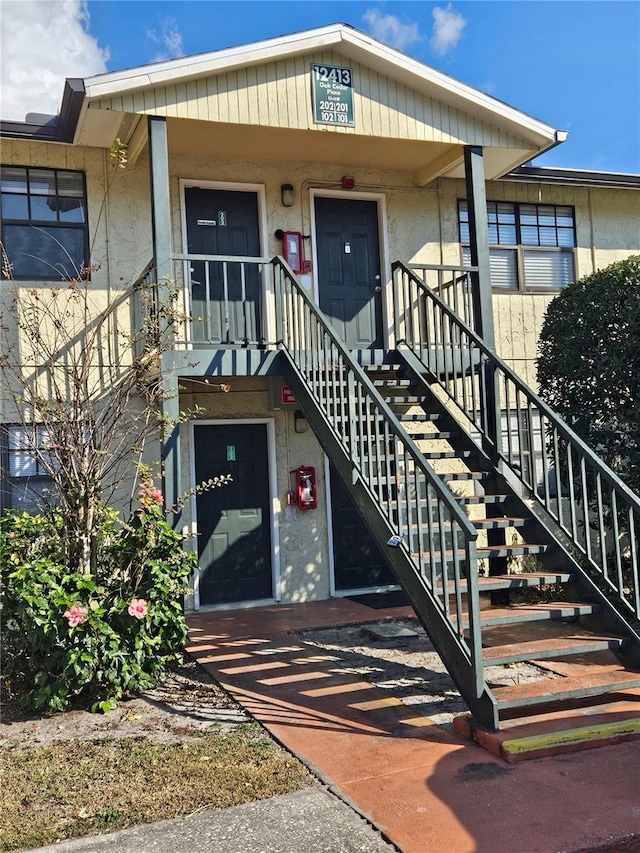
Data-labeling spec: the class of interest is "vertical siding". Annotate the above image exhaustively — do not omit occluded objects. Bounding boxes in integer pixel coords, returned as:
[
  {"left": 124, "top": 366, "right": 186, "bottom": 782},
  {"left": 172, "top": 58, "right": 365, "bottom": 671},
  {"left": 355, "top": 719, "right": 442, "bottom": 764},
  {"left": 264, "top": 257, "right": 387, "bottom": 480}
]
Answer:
[{"left": 91, "top": 50, "right": 532, "bottom": 149}]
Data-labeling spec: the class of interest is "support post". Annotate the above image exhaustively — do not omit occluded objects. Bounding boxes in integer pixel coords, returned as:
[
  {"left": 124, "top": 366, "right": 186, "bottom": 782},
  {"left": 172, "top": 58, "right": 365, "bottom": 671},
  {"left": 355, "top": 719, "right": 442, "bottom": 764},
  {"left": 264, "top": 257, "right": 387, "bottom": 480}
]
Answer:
[
  {"left": 464, "top": 147, "right": 505, "bottom": 590},
  {"left": 463, "top": 145, "right": 494, "bottom": 351},
  {"left": 148, "top": 116, "right": 180, "bottom": 521},
  {"left": 148, "top": 116, "right": 173, "bottom": 303}
]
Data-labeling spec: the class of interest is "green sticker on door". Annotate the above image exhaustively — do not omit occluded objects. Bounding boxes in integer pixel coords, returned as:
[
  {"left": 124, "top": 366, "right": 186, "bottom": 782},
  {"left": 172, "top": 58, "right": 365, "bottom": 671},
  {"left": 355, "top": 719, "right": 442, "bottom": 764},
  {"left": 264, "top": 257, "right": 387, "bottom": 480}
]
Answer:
[{"left": 226, "top": 445, "right": 236, "bottom": 461}]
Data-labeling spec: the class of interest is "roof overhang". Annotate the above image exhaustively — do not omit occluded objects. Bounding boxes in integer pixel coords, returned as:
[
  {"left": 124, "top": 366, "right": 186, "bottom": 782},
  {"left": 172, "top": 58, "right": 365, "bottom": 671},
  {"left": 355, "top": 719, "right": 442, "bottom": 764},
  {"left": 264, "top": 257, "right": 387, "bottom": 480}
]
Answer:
[
  {"left": 0, "top": 79, "right": 85, "bottom": 143},
  {"left": 82, "top": 24, "right": 559, "bottom": 148},
  {"left": 504, "top": 165, "right": 640, "bottom": 189}
]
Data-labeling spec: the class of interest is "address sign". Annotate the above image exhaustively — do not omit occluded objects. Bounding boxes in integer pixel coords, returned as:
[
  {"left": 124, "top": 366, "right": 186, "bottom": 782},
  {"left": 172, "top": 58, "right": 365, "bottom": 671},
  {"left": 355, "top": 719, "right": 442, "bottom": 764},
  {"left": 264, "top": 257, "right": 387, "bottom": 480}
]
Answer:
[{"left": 312, "top": 64, "right": 355, "bottom": 127}]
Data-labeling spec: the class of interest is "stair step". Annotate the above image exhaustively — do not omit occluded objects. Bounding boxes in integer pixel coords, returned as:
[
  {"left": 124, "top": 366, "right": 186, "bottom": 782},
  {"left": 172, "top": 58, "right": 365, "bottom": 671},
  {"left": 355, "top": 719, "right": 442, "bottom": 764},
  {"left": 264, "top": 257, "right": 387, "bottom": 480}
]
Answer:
[
  {"left": 471, "top": 602, "right": 601, "bottom": 628},
  {"left": 384, "top": 396, "right": 426, "bottom": 405},
  {"left": 403, "top": 518, "right": 535, "bottom": 537},
  {"left": 473, "top": 517, "right": 535, "bottom": 530},
  {"left": 443, "top": 471, "right": 492, "bottom": 481},
  {"left": 477, "top": 572, "right": 573, "bottom": 590},
  {"left": 373, "top": 379, "right": 413, "bottom": 388},
  {"left": 363, "top": 364, "right": 403, "bottom": 372},
  {"left": 453, "top": 698, "right": 640, "bottom": 762},
  {"left": 397, "top": 413, "right": 448, "bottom": 423},
  {"left": 422, "top": 450, "right": 477, "bottom": 460},
  {"left": 493, "top": 669, "right": 640, "bottom": 712},
  {"left": 408, "top": 431, "right": 462, "bottom": 440},
  {"left": 482, "top": 634, "right": 626, "bottom": 666},
  {"left": 478, "top": 544, "right": 555, "bottom": 558},
  {"left": 432, "top": 573, "right": 573, "bottom": 595},
  {"left": 457, "top": 495, "right": 512, "bottom": 505}
]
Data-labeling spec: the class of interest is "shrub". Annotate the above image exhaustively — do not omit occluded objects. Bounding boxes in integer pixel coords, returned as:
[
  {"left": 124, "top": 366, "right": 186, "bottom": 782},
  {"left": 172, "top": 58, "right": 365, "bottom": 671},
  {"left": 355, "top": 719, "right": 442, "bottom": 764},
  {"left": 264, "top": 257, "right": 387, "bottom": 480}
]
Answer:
[
  {"left": 0, "top": 493, "right": 197, "bottom": 713},
  {"left": 537, "top": 254, "right": 640, "bottom": 494}
]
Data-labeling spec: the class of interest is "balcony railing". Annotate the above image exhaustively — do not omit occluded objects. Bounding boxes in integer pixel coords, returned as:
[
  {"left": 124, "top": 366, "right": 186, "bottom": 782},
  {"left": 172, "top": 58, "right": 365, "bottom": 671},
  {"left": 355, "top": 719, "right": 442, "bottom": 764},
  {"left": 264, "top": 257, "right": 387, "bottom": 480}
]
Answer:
[{"left": 172, "top": 253, "right": 272, "bottom": 347}]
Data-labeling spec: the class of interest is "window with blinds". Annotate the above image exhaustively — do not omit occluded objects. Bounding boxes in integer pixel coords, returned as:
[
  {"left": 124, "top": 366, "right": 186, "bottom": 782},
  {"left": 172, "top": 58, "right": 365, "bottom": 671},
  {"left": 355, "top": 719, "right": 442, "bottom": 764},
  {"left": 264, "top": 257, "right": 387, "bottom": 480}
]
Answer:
[
  {"left": 459, "top": 200, "right": 576, "bottom": 292},
  {"left": 0, "top": 165, "right": 88, "bottom": 280},
  {"left": 1, "top": 425, "right": 56, "bottom": 512}
]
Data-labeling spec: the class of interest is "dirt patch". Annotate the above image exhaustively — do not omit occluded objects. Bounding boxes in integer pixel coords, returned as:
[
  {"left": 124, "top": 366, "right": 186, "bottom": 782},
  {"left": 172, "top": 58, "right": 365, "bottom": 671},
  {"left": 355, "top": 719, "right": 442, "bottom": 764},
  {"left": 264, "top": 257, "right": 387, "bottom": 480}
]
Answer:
[
  {"left": 296, "top": 617, "right": 558, "bottom": 727},
  {"left": 1, "top": 617, "right": 560, "bottom": 747},
  {"left": 0, "top": 659, "right": 249, "bottom": 751}
]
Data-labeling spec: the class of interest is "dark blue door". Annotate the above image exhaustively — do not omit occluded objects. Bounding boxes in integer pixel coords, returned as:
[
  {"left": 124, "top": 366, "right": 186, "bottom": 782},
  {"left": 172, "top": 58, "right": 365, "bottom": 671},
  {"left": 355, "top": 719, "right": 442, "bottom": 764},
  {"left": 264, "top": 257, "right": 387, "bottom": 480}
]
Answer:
[
  {"left": 185, "top": 188, "right": 261, "bottom": 344},
  {"left": 194, "top": 423, "right": 272, "bottom": 605},
  {"left": 315, "top": 197, "right": 383, "bottom": 348}
]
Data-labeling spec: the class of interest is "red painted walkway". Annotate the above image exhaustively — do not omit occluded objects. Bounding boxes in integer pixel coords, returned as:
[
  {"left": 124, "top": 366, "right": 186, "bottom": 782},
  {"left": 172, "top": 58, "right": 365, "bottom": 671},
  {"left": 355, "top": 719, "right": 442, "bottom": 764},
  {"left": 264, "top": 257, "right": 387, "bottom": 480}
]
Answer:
[{"left": 187, "top": 600, "right": 640, "bottom": 853}]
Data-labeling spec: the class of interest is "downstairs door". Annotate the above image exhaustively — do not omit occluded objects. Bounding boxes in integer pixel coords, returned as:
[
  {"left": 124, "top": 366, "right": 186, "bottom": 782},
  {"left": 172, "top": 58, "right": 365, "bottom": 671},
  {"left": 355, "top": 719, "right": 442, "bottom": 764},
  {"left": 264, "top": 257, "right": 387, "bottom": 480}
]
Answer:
[
  {"left": 194, "top": 423, "right": 273, "bottom": 606},
  {"left": 329, "top": 463, "right": 395, "bottom": 591}
]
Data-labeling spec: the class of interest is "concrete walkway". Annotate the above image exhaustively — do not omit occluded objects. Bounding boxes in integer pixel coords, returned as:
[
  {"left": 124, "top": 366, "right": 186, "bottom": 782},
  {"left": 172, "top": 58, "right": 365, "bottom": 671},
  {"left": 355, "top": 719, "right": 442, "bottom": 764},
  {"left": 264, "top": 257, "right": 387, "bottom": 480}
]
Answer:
[
  {"left": 187, "top": 599, "right": 640, "bottom": 853},
  {"left": 28, "top": 787, "right": 396, "bottom": 853}
]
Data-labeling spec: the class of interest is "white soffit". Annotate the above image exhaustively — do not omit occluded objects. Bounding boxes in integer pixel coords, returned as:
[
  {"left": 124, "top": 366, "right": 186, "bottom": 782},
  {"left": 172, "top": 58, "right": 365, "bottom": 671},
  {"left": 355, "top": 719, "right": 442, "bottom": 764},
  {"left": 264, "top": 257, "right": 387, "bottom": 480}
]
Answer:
[{"left": 83, "top": 24, "right": 560, "bottom": 147}]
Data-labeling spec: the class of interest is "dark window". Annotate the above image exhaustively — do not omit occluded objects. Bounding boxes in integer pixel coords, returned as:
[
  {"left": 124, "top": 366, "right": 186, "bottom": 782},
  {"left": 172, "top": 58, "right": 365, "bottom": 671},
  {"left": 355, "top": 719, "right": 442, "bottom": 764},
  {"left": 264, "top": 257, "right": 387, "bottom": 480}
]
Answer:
[
  {"left": 459, "top": 200, "right": 576, "bottom": 292},
  {"left": 1, "top": 425, "right": 55, "bottom": 513},
  {"left": 1, "top": 166, "right": 88, "bottom": 280}
]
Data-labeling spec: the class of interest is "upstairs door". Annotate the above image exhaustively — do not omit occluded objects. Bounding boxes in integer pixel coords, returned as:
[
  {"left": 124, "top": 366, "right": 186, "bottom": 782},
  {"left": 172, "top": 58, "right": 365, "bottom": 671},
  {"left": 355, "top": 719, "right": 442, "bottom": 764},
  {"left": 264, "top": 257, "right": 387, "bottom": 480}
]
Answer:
[
  {"left": 314, "top": 196, "right": 383, "bottom": 349},
  {"left": 184, "top": 187, "right": 261, "bottom": 345},
  {"left": 194, "top": 423, "right": 273, "bottom": 606}
]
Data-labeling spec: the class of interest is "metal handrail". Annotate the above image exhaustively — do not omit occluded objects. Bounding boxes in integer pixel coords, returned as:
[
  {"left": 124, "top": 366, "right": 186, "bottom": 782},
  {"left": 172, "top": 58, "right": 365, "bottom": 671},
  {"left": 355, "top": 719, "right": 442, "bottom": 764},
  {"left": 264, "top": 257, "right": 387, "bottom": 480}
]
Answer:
[
  {"left": 407, "top": 263, "right": 477, "bottom": 329},
  {"left": 393, "top": 260, "right": 640, "bottom": 627},
  {"left": 272, "top": 256, "right": 488, "bottom": 697}
]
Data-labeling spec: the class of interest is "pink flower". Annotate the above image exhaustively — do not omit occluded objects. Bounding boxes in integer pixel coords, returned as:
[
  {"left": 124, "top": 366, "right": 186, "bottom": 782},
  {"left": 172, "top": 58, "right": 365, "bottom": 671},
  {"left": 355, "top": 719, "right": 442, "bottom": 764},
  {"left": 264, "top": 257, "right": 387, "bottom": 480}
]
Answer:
[
  {"left": 63, "top": 605, "right": 87, "bottom": 628},
  {"left": 138, "top": 480, "right": 163, "bottom": 508},
  {"left": 128, "top": 598, "right": 148, "bottom": 619}
]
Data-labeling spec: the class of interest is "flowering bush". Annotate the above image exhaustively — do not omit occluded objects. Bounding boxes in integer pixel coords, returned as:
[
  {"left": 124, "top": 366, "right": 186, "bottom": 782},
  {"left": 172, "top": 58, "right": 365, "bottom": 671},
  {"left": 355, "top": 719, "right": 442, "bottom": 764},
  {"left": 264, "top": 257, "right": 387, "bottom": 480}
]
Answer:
[{"left": 0, "top": 489, "right": 197, "bottom": 713}]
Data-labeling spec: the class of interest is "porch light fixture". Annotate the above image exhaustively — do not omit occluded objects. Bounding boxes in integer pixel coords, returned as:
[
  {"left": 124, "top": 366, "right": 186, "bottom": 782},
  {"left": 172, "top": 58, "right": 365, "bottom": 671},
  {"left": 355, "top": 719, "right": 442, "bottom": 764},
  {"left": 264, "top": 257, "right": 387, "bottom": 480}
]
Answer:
[
  {"left": 294, "top": 409, "right": 308, "bottom": 434},
  {"left": 341, "top": 176, "right": 355, "bottom": 190},
  {"left": 281, "top": 184, "right": 295, "bottom": 207}
]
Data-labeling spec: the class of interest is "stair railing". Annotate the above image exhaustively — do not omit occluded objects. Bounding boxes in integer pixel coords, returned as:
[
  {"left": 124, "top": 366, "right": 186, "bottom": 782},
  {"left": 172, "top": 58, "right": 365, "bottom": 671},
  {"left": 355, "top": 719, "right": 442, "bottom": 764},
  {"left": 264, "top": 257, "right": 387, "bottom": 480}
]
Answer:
[
  {"left": 393, "top": 260, "right": 640, "bottom": 630},
  {"left": 272, "top": 257, "right": 498, "bottom": 717},
  {"left": 407, "top": 263, "right": 477, "bottom": 331}
]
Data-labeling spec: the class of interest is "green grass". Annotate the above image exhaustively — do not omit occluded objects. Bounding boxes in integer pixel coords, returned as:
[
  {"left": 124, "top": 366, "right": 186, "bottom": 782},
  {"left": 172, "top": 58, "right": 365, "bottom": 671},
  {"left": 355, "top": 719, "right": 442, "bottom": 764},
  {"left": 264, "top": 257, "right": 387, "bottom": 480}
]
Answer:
[{"left": 0, "top": 723, "right": 313, "bottom": 852}]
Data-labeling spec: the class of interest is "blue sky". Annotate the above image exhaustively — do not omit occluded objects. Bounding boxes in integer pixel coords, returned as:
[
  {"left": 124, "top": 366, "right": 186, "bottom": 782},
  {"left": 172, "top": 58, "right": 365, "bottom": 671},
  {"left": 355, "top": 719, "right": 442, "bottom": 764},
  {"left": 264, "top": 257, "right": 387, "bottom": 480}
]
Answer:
[{"left": 1, "top": 1, "right": 639, "bottom": 173}]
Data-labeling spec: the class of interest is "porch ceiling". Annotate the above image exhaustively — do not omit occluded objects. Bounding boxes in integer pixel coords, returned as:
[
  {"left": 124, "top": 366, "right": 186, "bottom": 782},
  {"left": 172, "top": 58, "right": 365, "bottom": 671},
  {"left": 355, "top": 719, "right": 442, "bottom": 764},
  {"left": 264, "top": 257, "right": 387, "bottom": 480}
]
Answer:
[
  {"left": 130, "top": 115, "right": 535, "bottom": 184},
  {"left": 168, "top": 117, "right": 450, "bottom": 175}
]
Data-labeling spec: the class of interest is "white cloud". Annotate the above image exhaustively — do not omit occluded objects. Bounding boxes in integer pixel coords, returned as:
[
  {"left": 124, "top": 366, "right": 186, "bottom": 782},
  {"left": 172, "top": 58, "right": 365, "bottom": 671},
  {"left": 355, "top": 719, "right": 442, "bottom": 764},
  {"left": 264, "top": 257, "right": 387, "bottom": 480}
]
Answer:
[
  {"left": 362, "top": 9, "right": 422, "bottom": 52},
  {"left": 431, "top": 4, "right": 467, "bottom": 55},
  {"left": 0, "top": 0, "right": 109, "bottom": 121},
  {"left": 146, "top": 19, "right": 184, "bottom": 63}
]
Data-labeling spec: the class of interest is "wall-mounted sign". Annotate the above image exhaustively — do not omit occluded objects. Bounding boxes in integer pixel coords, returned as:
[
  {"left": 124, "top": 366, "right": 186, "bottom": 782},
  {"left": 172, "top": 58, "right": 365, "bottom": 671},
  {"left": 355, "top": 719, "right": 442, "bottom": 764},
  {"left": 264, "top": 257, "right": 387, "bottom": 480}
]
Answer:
[
  {"left": 281, "top": 385, "right": 297, "bottom": 406},
  {"left": 312, "top": 64, "right": 355, "bottom": 127},
  {"left": 268, "top": 378, "right": 299, "bottom": 410}
]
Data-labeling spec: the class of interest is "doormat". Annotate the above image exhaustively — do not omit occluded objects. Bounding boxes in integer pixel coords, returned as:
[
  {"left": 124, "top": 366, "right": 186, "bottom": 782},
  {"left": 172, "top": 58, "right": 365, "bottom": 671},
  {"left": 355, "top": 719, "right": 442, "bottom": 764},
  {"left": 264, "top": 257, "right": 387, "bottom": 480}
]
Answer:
[{"left": 346, "top": 590, "right": 410, "bottom": 609}]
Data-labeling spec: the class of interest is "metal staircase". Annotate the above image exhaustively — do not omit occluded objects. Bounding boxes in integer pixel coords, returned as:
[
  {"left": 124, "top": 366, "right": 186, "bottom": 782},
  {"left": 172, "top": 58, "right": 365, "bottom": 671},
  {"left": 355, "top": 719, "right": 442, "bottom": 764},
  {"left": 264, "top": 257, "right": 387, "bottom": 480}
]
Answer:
[{"left": 273, "top": 256, "right": 640, "bottom": 734}]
